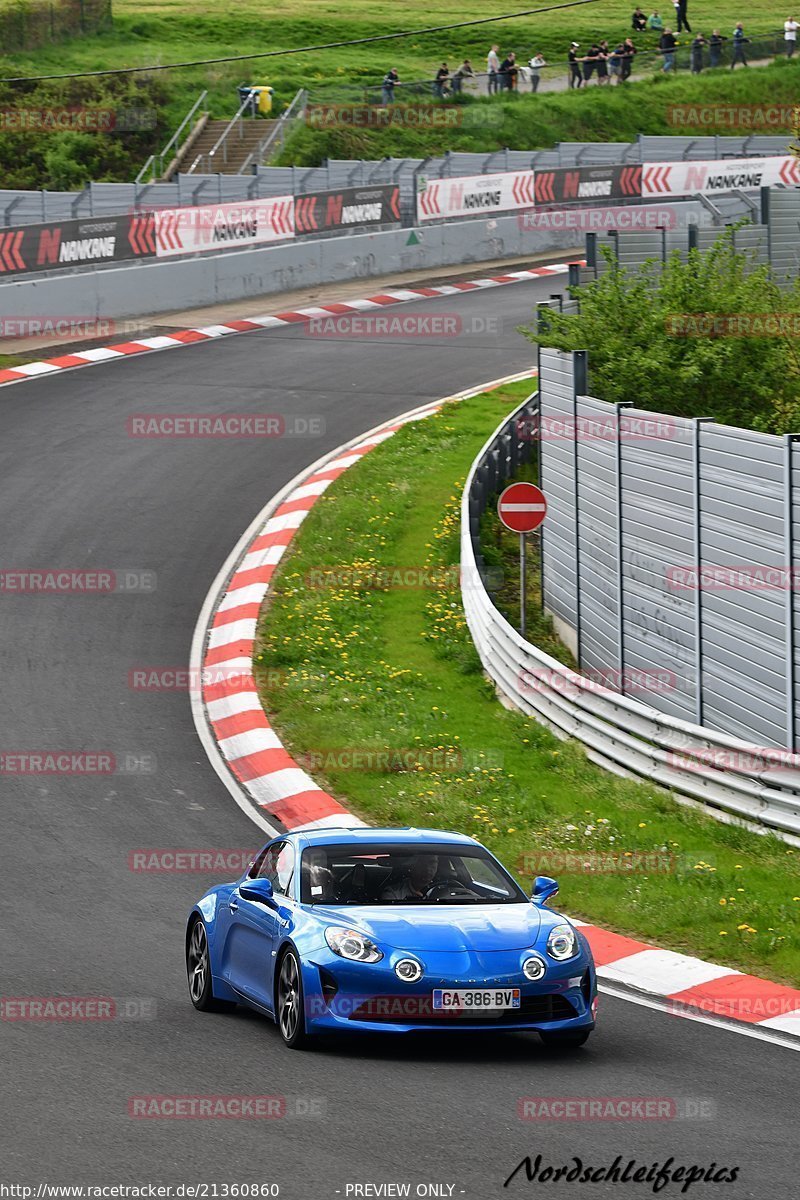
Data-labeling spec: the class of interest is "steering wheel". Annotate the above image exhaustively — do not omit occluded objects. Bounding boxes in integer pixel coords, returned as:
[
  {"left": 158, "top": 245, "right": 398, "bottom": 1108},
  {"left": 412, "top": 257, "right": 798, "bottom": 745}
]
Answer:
[{"left": 424, "top": 881, "right": 479, "bottom": 902}]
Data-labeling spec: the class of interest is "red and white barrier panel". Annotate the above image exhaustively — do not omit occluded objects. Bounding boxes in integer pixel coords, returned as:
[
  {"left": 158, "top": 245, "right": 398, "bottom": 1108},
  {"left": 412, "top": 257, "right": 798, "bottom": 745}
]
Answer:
[
  {"left": 643, "top": 155, "right": 800, "bottom": 197},
  {"left": 155, "top": 196, "right": 295, "bottom": 258},
  {"left": 417, "top": 171, "right": 535, "bottom": 222}
]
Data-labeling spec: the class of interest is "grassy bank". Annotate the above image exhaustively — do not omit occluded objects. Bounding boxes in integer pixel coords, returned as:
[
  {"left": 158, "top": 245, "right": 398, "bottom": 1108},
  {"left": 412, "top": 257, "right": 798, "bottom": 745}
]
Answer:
[
  {"left": 280, "top": 60, "right": 800, "bottom": 163},
  {"left": 255, "top": 381, "right": 800, "bottom": 985},
  {"left": 0, "top": 0, "right": 796, "bottom": 185}
]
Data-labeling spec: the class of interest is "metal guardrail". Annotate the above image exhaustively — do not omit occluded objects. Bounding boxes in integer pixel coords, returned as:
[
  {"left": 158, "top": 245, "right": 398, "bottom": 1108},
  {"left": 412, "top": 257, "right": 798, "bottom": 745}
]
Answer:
[
  {"left": 237, "top": 89, "right": 308, "bottom": 175},
  {"left": 460, "top": 394, "right": 800, "bottom": 843},
  {"left": 135, "top": 91, "right": 209, "bottom": 184}
]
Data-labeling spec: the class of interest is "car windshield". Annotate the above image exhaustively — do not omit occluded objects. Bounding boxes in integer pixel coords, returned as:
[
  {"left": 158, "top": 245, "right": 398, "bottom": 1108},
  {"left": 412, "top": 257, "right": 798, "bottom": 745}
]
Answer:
[{"left": 299, "top": 842, "right": 527, "bottom": 905}]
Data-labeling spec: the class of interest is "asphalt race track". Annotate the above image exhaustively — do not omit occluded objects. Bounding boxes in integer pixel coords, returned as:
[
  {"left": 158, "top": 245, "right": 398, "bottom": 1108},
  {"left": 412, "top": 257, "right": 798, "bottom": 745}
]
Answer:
[{"left": 1, "top": 275, "right": 798, "bottom": 1199}]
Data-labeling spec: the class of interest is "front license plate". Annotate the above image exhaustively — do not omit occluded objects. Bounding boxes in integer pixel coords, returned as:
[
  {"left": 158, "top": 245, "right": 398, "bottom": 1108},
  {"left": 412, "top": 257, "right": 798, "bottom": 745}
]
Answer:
[{"left": 432, "top": 988, "right": 521, "bottom": 1011}]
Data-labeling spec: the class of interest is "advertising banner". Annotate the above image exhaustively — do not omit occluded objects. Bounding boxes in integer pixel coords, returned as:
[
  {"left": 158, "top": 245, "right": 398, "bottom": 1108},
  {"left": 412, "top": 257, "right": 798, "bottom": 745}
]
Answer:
[
  {"left": 153, "top": 196, "right": 295, "bottom": 259},
  {"left": 642, "top": 156, "right": 800, "bottom": 197},
  {"left": 294, "top": 185, "right": 401, "bottom": 235},
  {"left": 0, "top": 214, "right": 153, "bottom": 276},
  {"left": 417, "top": 170, "right": 535, "bottom": 222},
  {"left": 533, "top": 165, "right": 642, "bottom": 205}
]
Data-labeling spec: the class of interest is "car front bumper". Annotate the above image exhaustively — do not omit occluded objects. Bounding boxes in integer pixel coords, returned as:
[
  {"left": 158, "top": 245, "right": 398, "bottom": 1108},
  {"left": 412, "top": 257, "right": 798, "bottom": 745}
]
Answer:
[{"left": 302, "top": 944, "right": 597, "bottom": 1035}]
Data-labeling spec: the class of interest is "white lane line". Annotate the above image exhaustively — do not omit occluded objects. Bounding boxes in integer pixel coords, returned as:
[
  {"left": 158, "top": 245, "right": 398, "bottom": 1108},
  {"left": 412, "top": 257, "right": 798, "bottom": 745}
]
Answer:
[{"left": 598, "top": 982, "right": 800, "bottom": 1052}]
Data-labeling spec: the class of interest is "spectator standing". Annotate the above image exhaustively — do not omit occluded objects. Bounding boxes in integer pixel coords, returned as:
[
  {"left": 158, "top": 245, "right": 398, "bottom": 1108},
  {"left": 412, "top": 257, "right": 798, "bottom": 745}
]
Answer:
[
  {"left": 499, "top": 51, "right": 518, "bottom": 88},
  {"left": 434, "top": 62, "right": 450, "bottom": 97},
  {"left": 568, "top": 41, "right": 583, "bottom": 87},
  {"left": 730, "top": 22, "right": 749, "bottom": 67},
  {"left": 708, "top": 29, "right": 725, "bottom": 65},
  {"left": 621, "top": 37, "right": 637, "bottom": 77},
  {"left": 690, "top": 32, "right": 706, "bottom": 71},
  {"left": 673, "top": 0, "right": 692, "bottom": 32},
  {"left": 786, "top": 17, "right": 799, "bottom": 56},
  {"left": 528, "top": 52, "right": 547, "bottom": 91},
  {"left": 582, "top": 43, "right": 600, "bottom": 83},
  {"left": 597, "top": 40, "right": 610, "bottom": 83},
  {"left": 487, "top": 45, "right": 500, "bottom": 93},
  {"left": 609, "top": 42, "right": 624, "bottom": 80},
  {"left": 660, "top": 27, "right": 677, "bottom": 69},
  {"left": 382, "top": 68, "right": 399, "bottom": 104},
  {"left": 451, "top": 59, "right": 475, "bottom": 93},
  {"left": 632, "top": 6, "right": 647, "bottom": 31},
  {"left": 648, "top": 10, "right": 664, "bottom": 30}
]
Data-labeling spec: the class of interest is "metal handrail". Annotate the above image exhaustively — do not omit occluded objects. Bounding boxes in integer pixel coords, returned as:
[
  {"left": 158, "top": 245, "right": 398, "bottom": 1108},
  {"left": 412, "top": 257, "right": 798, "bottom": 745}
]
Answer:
[
  {"left": 198, "top": 91, "right": 256, "bottom": 175},
  {"left": 237, "top": 88, "right": 307, "bottom": 176},
  {"left": 136, "top": 90, "right": 209, "bottom": 183}
]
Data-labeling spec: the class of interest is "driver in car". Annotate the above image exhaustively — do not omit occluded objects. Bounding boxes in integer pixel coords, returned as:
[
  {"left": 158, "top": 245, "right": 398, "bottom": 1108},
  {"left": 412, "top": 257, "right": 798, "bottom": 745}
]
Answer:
[{"left": 381, "top": 854, "right": 439, "bottom": 900}]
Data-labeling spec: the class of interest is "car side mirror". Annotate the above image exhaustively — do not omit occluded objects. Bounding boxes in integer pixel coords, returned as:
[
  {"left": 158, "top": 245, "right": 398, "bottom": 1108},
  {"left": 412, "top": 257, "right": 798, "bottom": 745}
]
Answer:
[
  {"left": 531, "top": 875, "right": 559, "bottom": 905},
  {"left": 239, "top": 878, "right": 276, "bottom": 905}
]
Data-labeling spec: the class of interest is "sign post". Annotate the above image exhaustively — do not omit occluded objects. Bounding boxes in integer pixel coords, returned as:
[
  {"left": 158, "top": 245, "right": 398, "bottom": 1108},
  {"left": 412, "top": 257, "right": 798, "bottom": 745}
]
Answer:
[{"left": 497, "top": 482, "right": 548, "bottom": 638}]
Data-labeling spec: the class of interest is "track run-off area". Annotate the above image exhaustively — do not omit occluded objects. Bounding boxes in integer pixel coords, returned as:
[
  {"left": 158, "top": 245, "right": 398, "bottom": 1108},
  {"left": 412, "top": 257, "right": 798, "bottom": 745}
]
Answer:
[{"left": 1, "top": 270, "right": 798, "bottom": 1198}]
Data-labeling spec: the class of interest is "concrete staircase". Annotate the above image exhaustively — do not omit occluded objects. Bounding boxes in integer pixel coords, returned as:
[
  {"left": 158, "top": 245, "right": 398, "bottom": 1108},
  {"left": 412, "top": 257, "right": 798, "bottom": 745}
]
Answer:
[{"left": 187, "top": 118, "right": 278, "bottom": 174}]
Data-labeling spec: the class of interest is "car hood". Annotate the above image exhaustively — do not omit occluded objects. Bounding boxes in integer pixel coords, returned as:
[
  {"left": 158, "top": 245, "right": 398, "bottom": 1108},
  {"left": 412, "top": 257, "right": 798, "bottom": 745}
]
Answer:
[{"left": 321, "top": 903, "right": 544, "bottom": 952}]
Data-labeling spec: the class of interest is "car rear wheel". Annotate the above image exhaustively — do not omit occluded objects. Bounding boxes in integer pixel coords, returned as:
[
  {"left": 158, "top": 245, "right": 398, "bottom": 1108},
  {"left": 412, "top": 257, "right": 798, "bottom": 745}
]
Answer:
[
  {"left": 276, "top": 949, "right": 310, "bottom": 1050},
  {"left": 187, "top": 918, "right": 236, "bottom": 1013},
  {"left": 539, "top": 1028, "right": 591, "bottom": 1050}
]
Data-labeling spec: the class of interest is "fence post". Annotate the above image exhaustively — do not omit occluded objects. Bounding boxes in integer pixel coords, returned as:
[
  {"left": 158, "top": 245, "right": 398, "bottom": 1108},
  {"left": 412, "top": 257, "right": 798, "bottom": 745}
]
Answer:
[
  {"left": 615, "top": 401, "right": 634, "bottom": 691},
  {"left": 692, "top": 417, "right": 713, "bottom": 724},
  {"left": 572, "top": 350, "right": 588, "bottom": 667},
  {"left": 784, "top": 434, "right": 798, "bottom": 749}
]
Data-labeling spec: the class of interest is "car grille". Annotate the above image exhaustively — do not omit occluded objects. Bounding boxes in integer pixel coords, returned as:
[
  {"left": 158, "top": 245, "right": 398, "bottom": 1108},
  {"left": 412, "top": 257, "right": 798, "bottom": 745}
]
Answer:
[{"left": 348, "top": 993, "right": 577, "bottom": 1026}]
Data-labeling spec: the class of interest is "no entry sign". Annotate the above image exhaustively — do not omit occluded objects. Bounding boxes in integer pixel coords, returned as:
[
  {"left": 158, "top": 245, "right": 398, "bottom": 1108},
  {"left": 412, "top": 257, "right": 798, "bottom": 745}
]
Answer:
[{"left": 497, "top": 482, "right": 547, "bottom": 534}]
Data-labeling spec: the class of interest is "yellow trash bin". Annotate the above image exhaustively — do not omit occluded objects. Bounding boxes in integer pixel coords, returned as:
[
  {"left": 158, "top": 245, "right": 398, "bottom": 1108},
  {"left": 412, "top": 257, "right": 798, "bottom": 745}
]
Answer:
[{"left": 254, "top": 86, "right": 274, "bottom": 115}]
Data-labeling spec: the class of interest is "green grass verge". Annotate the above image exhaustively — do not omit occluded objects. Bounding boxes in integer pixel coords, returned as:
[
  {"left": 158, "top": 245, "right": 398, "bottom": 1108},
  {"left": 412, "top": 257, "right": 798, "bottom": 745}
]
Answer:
[{"left": 255, "top": 380, "right": 800, "bottom": 985}]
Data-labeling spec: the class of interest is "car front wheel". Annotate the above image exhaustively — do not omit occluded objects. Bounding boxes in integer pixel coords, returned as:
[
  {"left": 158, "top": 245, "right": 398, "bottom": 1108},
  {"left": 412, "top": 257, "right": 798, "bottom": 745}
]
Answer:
[{"left": 276, "top": 948, "right": 310, "bottom": 1050}]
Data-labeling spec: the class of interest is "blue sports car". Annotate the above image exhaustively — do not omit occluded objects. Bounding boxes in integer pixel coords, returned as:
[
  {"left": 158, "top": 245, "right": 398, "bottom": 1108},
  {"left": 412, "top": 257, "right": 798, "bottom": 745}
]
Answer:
[{"left": 186, "top": 826, "right": 597, "bottom": 1050}]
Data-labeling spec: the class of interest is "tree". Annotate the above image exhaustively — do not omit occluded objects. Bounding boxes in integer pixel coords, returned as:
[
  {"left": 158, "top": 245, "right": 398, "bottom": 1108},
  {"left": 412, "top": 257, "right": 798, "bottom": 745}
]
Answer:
[{"left": 520, "top": 230, "right": 800, "bottom": 434}]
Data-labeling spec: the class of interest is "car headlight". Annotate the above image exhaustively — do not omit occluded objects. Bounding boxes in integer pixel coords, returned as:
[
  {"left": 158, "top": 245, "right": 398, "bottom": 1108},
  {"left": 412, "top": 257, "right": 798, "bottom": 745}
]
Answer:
[
  {"left": 325, "top": 927, "right": 383, "bottom": 963},
  {"left": 547, "top": 923, "right": 578, "bottom": 961},
  {"left": 395, "top": 958, "right": 423, "bottom": 983},
  {"left": 523, "top": 955, "right": 546, "bottom": 980}
]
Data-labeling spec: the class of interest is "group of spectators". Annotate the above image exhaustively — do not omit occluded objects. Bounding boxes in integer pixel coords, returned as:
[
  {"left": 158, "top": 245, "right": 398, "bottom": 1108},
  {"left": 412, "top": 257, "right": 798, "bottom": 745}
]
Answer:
[{"left": 378, "top": 13, "right": 798, "bottom": 101}]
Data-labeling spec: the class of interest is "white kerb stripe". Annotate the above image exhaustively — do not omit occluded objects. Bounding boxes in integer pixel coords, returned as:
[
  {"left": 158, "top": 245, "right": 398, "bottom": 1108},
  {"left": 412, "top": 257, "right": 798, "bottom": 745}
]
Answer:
[
  {"left": 245, "top": 768, "right": 324, "bottom": 806},
  {"left": 206, "top": 692, "right": 263, "bottom": 722},
  {"left": 598, "top": 948, "right": 740, "bottom": 995},
  {"left": 218, "top": 727, "right": 283, "bottom": 761},
  {"left": 207, "top": 618, "right": 258, "bottom": 650},
  {"left": 262, "top": 510, "right": 308, "bottom": 535},
  {"left": 238, "top": 544, "right": 287, "bottom": 573},
  {"left": 217, "top": 583, "right": 270, "bottom": 613},
  {"left": 757, "top": 1010, "right": 800, "bottom": 1035}
]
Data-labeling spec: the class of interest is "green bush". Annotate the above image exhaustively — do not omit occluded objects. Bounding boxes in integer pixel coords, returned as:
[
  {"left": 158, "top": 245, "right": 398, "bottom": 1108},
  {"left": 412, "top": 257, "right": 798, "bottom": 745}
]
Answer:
[{"left": 520, "top": 231, "right": 800, "bottom": 434}]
